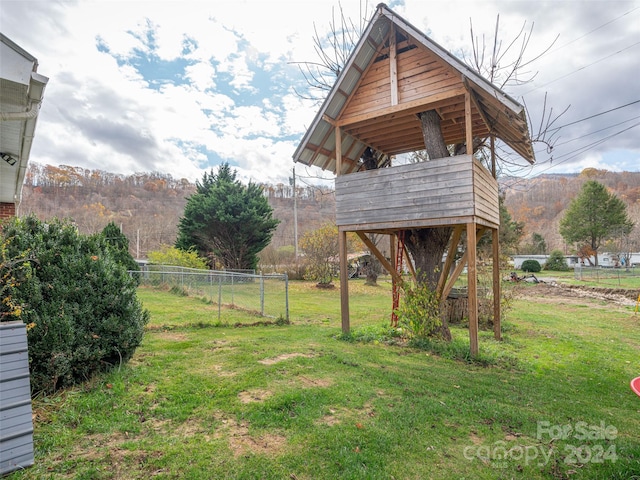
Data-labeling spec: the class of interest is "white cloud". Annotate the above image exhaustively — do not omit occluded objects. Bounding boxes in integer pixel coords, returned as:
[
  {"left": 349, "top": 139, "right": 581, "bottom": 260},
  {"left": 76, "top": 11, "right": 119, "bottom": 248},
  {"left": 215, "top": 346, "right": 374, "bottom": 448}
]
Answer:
[{"left": 1, "top": 0, "right": 637, "bottom": 186}]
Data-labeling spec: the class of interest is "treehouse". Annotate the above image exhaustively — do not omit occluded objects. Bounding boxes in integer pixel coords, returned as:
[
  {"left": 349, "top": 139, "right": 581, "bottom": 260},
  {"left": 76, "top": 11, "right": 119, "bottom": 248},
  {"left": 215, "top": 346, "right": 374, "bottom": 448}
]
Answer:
[{"left": 293, "top": 4, "right": 535, "bottom": 355}]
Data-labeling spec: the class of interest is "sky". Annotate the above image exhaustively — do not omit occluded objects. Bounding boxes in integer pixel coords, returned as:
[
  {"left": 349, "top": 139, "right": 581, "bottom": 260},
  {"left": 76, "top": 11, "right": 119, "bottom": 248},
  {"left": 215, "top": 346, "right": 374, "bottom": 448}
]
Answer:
[{"left": 1, "top": 0, "right": 639, "bottom": 187}]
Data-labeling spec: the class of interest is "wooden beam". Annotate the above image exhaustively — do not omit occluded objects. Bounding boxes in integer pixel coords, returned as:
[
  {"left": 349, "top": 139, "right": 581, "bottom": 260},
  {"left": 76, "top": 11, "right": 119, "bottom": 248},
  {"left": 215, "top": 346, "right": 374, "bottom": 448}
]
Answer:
[
  {"left": 463, "top": 78, "right": 492, "bottom": 137},
  {"left": 322, "top": 114, "right": 336, "bottom": 126},
  {"left": 403, "top": 248, "right": 416, "bottom": 281},
  {"left": 356, "top": 231, "right": 402, "bottom": 284},
  {"left": 442, "top": 249, "right": 467, "bottom": 300},
  {"left": 437, "top": 225, "right": 463, "bottom": 298},
  {"left": 335, "top": 125, "right": 342, "bottom": 175},
  {"left": 465, "top": 91, "right": 473, "bottom": 153},
  {"left": 492, "top": 227, "right": 501, "bottom": 340},
  {"left": 442, "top": 226, "right": 487, "bottom": 300},
  {"left": 339, "top": 229, "right": 350, "bottom": 334},
  {"left": 389, "top": 24, "right": 398, "bottom": 106},
  {"left": 467, "top": 222, "right": 479, "bottom": 357},
  {"left": 490, "top": 135, "right": 496, "bottom": 179}
]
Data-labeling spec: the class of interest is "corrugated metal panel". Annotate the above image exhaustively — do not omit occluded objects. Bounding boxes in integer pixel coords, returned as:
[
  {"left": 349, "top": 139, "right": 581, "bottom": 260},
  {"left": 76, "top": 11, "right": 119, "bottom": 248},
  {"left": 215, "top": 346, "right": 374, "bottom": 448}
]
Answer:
[{"left": 0, "top": 321, "right": 34, "bottom": 476}]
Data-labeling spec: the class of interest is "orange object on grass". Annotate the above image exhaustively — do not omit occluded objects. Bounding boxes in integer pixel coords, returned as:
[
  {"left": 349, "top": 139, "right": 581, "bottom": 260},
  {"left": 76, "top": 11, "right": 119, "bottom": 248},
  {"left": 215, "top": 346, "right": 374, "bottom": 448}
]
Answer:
[{"left": 631, "top": 377, "right": 640, "bottom": 397}]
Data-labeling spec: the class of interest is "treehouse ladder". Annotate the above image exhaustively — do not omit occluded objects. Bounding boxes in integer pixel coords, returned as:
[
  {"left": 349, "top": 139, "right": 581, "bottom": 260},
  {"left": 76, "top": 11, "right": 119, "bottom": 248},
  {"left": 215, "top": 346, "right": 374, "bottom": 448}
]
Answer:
[{"left": 391, "top": 231, "right": 406, "bottom": 327}]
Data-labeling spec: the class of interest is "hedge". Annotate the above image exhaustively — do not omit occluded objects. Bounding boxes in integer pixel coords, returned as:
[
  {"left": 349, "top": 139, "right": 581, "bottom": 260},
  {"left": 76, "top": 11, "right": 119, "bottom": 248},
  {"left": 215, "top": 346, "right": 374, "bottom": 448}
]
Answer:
[{"left": 1, "top": 215, "right": 149, "bottom": 394}]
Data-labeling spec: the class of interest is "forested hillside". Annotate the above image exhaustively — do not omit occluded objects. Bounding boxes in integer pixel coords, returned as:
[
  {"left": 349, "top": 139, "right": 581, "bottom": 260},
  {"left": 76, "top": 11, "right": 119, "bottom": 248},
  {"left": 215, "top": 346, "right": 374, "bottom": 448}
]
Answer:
[
  {"left": 20, "top": 163, "right": 335, "bottom": 260},
  {"left": 18, "top": 163, "right": 640, "bottom": 260},
  {"left": 501, "top": 168, "right": 640, "bottom": 252}
]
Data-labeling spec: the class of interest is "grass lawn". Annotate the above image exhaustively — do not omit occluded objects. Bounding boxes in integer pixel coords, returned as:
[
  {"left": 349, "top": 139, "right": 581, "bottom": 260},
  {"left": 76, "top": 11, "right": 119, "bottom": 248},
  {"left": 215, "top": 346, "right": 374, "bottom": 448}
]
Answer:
[
  {"left": 7, "top": 280, "right": 640, "bottom": 479},
  {"left": 518, "top": 268, "right": 640, "bottom": 290}
]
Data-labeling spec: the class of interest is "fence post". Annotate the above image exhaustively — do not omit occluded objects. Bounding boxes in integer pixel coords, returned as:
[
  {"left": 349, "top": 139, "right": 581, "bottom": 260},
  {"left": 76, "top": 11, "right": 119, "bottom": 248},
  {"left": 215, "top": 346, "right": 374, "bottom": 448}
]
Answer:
[
  {"left": 231, "top": 274, "right": 234, "bottom": 305},
  {"left": 285, "top": 273, "right": 289, "bottom": 322},
  {"left": 218, "top": 274, "right": 222, "bottom": 322},
  {"left": 260, "top": 275, "right": 265, "bottom": 316}
]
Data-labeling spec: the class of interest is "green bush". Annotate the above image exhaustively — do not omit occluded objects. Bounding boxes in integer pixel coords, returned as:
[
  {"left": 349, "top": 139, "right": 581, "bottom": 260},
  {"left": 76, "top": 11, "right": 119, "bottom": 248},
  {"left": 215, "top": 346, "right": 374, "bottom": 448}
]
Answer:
[
  {"left": 148, "top": 245, "right": 208, "bottom": 269},
  {"left": 394, "top": 282, "right": 444, "bottom": 339},
  {"left": 544, "top": 250, "right": 570, "bottom": 271},
  {"left": 101, "top": 222, "right": 140, "bottom": 276},
  {"left": 0, "top": 215, "right": 149, "bottom": 394},
  {"left": 521, "top": 259, "right": 541, "bottom": 273}
]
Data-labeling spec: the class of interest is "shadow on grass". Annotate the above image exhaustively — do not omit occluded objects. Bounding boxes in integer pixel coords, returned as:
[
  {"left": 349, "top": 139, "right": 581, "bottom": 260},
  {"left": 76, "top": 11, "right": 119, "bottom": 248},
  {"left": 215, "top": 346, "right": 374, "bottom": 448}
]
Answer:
[{"left": 338, "top": 322, "right": 520, "bottom": 369}]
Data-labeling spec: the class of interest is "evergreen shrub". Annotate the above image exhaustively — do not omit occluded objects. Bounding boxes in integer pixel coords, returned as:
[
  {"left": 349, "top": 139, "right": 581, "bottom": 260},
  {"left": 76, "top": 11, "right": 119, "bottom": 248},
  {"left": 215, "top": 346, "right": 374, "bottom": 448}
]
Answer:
[
  {"left": 521, "top": 259, "right": 542, "bottom": 273},
  {"left": 0, "top": 215, "right": 149, "bottom": 394},
  {"left": 544, "top": 250, "right": 570, "bottom": 271}
]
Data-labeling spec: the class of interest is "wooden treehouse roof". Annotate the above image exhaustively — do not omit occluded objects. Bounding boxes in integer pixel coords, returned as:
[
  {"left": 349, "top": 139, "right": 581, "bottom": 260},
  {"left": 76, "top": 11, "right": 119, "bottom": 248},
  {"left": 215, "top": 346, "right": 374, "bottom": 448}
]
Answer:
[{"left": 292, "top": 3, "right": 535, "bottom": 175}]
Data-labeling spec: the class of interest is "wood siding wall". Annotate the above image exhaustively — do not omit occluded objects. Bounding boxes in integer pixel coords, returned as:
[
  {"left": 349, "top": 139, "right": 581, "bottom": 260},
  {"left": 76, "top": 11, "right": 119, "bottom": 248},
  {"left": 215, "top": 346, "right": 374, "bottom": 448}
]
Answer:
[
  {"left": 342, "top": 42, "right": 463, "bottom": 122},
  {"left": 0, "top": 321, "right": 34, "bottom": 475},
  {"left": 335, "top": 155, "right": 498, "bottom": 231}
]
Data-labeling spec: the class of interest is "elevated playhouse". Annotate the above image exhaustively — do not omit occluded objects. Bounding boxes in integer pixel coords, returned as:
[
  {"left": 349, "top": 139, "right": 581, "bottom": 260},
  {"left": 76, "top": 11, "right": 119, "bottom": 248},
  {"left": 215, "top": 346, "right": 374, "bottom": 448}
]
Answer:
[{"left": 293, "top": 4, "right": 535, "bottom": 355}]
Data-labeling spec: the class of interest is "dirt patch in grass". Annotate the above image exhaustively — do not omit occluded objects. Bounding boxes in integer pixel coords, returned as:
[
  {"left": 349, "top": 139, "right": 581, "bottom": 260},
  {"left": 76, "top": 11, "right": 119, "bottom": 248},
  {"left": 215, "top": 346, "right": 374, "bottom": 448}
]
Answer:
[
  {"left": 172, "top": 417, "right": 213, "bottom": 441},
  {"left": 238, "top": 388, "right": 273, "bottom": 403},
  {"left": 154, "top": 331, "right": 189, "bottom": 341},
  {"left": 524, "top": 282, "right": 637, "bottom": 307},
  {"left": 214, "top": 416, "right": 287, "bottom": 457},
  {"left": 62, "top": 431, "right": 165, "bottom": 479},
  {"left": 258, "top": 352, "right": 314, "bottom": 365},
  {"left": 211, "top": 363, "right": 237, "bottom": 377},
  {"left": 296, "top": 375, "right": 333, "bottom": 388},
  {"left": 316, "top": 408, "right": 344, "bottom": 426}
]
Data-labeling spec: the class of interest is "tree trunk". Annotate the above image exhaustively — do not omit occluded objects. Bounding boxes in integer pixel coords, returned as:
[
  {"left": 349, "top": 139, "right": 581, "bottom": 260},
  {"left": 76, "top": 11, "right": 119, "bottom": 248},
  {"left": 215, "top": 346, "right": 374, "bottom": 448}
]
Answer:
[
  {"left": 404, "top": 226, "right": 453, "bottom": 341},
  {"left": 419, "top": 111, "right": 449, "bottom": 159},
  {"left": 404, "top": 110, "right": 455, "bottom": 341},
  {"left": 404, "top": 226, "right": 453, "bottom": 289}
]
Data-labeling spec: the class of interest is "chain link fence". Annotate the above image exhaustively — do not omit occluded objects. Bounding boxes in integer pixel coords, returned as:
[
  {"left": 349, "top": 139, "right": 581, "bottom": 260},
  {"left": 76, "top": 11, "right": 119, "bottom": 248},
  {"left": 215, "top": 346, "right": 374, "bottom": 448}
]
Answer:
[
  {"left": 131, "top": 265, "right": 288, "bottom": 321},
  {"left": 573, "top": 265, "right": 640, "bottom": 286}
]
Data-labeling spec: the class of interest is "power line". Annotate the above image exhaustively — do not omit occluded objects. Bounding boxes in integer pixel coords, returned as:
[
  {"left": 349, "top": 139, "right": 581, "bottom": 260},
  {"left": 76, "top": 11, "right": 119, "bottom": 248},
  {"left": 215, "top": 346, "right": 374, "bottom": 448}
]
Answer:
[
  {"left": 503, "top": 121, "right": 640, "bottom": 189},
  {"left": 522, "top": 41, "right": 640, "bottom": 95},
  {"left": 553, "top": 115, "right": 640, "bottom": 147},
  {"left": 547, "top": 100, "right": 640, "bottom": 132},
  {"left": 547, "top": 7, "right": 639, "bottom": 56}
]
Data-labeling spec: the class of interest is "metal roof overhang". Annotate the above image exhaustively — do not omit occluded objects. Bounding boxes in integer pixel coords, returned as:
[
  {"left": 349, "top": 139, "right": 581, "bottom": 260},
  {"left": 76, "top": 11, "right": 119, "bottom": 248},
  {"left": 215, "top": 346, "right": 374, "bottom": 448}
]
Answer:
[
  {"left": 293, "top": 4, "right": 535, "bottom": 175},
  {"left": 0, "top": 34, "right": 48, "bottom": 205}
]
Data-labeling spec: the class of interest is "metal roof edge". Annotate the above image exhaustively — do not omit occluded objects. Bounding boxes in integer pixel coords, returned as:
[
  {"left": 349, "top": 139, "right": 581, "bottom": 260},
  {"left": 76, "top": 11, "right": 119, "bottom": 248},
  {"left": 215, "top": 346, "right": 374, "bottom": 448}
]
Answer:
[
  {"left": 292, "top": 4, "right": 389, "bottom": 163},
  {"left": 0, "top": 33, "right": 37, "bottom": 66}
]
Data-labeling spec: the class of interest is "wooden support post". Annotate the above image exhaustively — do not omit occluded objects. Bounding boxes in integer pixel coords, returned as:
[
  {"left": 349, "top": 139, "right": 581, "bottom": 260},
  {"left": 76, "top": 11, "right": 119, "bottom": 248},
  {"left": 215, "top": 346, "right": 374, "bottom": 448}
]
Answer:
[
  {"left": 335, "top": 125, "right": 342, "bottom": 175},
  {"left": 356, "top": 232, "right": 401, "bottom": 283},
  {"left": 465, "top": 92, "right": 473, "bottom": 154},
  {"left": 339, "top": 229, "right": 350, "bottom": 334},
  {"left": 336, "top": 125, "right": 348, "bottom": 333},
  {"left": 389, "top": 24, "right": 398, "bottom": 106},
  {"left": 467, "top": 223, "right": 479, "bottom": 356},
  {"left": 490, "top": 136, "right": 496, "bottom": 179},
  {"left": 442, "top": 227, "right": 486, "bottom": 300},
  {"left": 492, "top": 227, "right": 501, "bottom": 340},
  {"left": 437, "top": 225, "right": 463, "bottom": 298},
  {"left": 403, "top": 249, "right": 416, "bottom": 282}
]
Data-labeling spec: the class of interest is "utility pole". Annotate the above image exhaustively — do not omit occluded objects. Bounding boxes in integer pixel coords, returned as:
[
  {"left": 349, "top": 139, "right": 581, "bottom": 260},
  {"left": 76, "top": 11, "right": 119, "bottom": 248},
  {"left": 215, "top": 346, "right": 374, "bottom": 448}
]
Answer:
[{"left": 293, "top": 166, "right": 298, "bottom": 259}]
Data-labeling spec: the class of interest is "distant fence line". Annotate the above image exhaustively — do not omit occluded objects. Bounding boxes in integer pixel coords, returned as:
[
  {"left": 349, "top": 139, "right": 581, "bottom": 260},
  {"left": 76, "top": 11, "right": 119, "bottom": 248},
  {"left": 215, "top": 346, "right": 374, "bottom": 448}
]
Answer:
[
  {"left": 573, "top": 265, "right": 639, "bottom": 286},
  {"left": 131, "top": 265, "right": 288, "bottom": 321}
]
